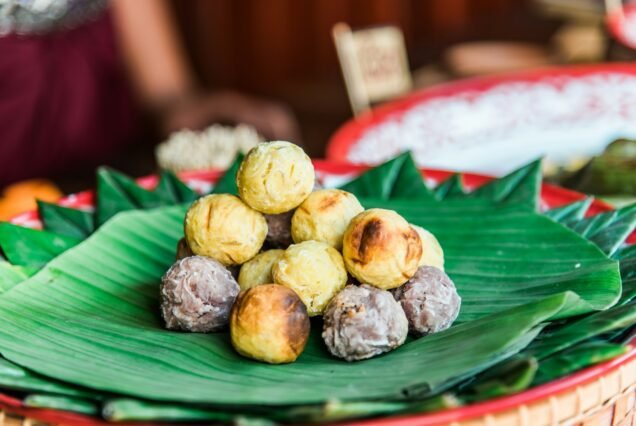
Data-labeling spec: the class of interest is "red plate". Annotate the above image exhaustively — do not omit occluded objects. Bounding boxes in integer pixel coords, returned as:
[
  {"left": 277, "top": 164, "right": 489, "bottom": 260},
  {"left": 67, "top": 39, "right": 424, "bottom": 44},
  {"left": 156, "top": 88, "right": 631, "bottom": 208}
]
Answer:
[
  {"left": 3, "top": 161, "right": 634, "bottom": 425},
  {"left": 328, "top": 64, "right": 636, "bottom": 177}
]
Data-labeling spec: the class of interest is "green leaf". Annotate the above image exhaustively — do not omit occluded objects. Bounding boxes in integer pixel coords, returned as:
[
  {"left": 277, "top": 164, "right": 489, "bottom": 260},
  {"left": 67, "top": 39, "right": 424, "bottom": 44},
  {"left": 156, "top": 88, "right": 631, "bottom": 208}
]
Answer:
[
  {"left": 103, "top": 398, "right": 236, "bottom": 422},
  {"left": 338, "top": 152, "right": 435, "bottom": 200},
  {"left": 37, "top": 201, "right": 94, "bottom": 239},
  {"left": 389, "top": 153, "right": 436, "bottom": 200},
  {"left": 460, "top": 356, "right": 538, "bottom": 401},
  {"left": 619, "top": 278, "right": 636, "bottom": 305},
  {"left": 563, "top": 204, "right": 636, "bottom": 256},
  {"left": 104, "top": 168, "right": 166, "bottom": 209},
  {"left": 613, "top": 245, "right": 636, "bottom": 279},
  {"left": 434, "top": 174, "right": 465, "bottom": 200},
  {"left": 545, "top": 198, "right": 593, "bottom": 222},
  {"left": 0, "top": 204, "right": 586, "bottom": 406},
  {"left": 154, "top": 170, "right": 198, "bottom": 204},
  {"left": 0, "top": 358, "right": 97, "bottom": 398},
  {"left": 0, "top": 262, "right": 28, "bottom": 293},
  {"left": 96, "top": 168, "right": 200, "bottom": 227},
  {"left": 95, "top": 168, "right": 140, "bottom": 226},
  {"left": 457, "top": 159, "right": 542, "bottom": 211},
  {"left": 339, "top": 152, "right": 409, "bottom": 199},
  {"left": 361, "top": 198, "right": 621, "bottom": 322},
  {"left": 274, "top": 394, "right": 461, "bottom": 423},
  {"left": 613, "top": 245, "right": 636, "bottom": 305},
  {"left": 532, "top": 342, "right": 628, "bottom": 386},
  {"left": 526, "top": 302, "right": 636, "bottom": 359},
  {"left": 24, "top": 394, "right": 99, "bottom": 416},
  {"left": 0, "top": 223, "right": 80, "bottom": 269},
  {"left": 212, "top": 154, "right": 244, "bottom": 195}
]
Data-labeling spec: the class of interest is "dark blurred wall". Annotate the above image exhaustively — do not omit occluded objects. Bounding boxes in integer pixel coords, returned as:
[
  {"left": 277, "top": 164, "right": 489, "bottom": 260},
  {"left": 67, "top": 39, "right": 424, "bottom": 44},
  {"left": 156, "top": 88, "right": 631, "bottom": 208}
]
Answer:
[{"left": 171, "top": 0, "right": 558, "bottom": 157}]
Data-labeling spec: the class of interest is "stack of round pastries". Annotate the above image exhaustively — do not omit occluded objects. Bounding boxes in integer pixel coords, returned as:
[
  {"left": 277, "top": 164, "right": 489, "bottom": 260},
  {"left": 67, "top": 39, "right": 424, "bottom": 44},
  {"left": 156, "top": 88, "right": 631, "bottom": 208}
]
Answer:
[{"left": 160, "top": 141, "right": 461, "bottom": 364}]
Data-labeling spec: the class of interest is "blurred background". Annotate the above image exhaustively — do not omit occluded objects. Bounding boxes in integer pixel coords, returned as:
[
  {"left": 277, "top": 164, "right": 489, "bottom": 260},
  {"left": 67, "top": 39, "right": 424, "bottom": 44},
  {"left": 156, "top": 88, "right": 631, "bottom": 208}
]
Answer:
[
  {"left": 1, "top": 0, "right": 634, "bottom": 218},
  {"left": 170, "top": 0, "right": 568, "bottom": 158}
]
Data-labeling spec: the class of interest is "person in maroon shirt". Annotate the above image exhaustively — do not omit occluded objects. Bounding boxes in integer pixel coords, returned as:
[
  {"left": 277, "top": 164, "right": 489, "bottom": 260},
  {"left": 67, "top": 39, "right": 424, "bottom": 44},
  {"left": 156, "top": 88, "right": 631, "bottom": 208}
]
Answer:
[{"left": 0, "top": 0, "right": 299, "bottom": 185}]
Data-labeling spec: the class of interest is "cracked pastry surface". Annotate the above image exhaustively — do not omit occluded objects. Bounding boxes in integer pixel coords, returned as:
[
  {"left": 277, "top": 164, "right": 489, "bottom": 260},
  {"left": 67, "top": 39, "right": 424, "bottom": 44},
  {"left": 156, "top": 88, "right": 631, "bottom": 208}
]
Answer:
[
  {"left": 322, "top": 284, "right": 408, "bottom": 361},
  {"left": 160, "top": 256, "right": 240, "bottom": 332}
]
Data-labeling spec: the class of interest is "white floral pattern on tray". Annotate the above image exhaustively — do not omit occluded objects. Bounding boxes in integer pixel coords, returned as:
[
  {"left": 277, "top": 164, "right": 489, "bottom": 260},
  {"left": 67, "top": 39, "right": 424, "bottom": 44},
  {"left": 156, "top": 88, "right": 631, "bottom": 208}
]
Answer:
[{"left": 347, "top": 73, "right": 636, "bottom": 176}]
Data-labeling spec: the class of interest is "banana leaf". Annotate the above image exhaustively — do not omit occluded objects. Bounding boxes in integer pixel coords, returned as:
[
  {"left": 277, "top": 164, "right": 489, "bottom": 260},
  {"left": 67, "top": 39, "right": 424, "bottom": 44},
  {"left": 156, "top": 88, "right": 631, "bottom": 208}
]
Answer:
[
  {"left": 459, "top": 356, "right": 538, "bottom": 402},
  {"left": 545, "top": 198, "right": 593, "bottom": 222},
  {"left": 24, "top": 394, "right": 99, "bottom": 416},
  {"left": 619, "top": 279, "right": 636, "bottom": 305},
  {"left": 153, "top": 170, "right": 199, "bottom": 204},
  {"left": 212, "top": 154, "right": 244, "bottom": 195},
  {"left": 95, "top": 168, "right": 141, "bottom": 226},
  {"left": 270, "top": 394, "right": 462, "bottom": 424},
  {"left": 525, "top": 302, "right": 636, "bottom": 359},
  {"left": 339, "top": 152, "right": 413, "bottom": 199},
  {"left": 37, "top": 201, "right": 94, "bottom": 239},
  {"left": 434, "top": 174, "right": 465, "bottom": 200},
  {"left": 562, "top": 204, "right": 636, "bottom": 256},
  {"left": 0, "top": 223, "right": 80, "bottom": 269},
  {"left": 104, "top": 392, "right": 460, "bottom": 424},
  {"left": 0, "top": 358, "right": 96, "bottom": 398},
  {"left": 614, "top": 245, "right": 636, "bottom": 279},
  {"left": 448, "top": 159, "right": 541, "bottom": 211},
  {"left": 95, "top": 168, "right": 201, "bottom": 227},
  {"left": 0, "top": 169, "right": 201, "bottom": 273},
  {"left": 532, "top": 342, "right": 628, "bottom": 386},
  {"left": 0, "top": 262, "right": 28, "bottom": 293},
  {"left": 103, "top": 399, "right": 236, "bottom": 422},
  {"left": 614, "top": 246, "right": 636, "bottom": 305},
  {"left": 361, "top": 199, "right": 621, "bottom": 322},
  {"left": 388, "top": 153, "right": 436, "bottom": 200},
  {"left": 0, "top": 201, "right": 595, "bottom": 406}
]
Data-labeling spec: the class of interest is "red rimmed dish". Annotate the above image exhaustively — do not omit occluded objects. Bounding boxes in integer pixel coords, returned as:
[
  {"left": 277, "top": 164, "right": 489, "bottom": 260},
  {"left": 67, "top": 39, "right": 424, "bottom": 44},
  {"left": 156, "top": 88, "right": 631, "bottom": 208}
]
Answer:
[{"left": 328, "top": 64, "right": 636, "bottom": 177}]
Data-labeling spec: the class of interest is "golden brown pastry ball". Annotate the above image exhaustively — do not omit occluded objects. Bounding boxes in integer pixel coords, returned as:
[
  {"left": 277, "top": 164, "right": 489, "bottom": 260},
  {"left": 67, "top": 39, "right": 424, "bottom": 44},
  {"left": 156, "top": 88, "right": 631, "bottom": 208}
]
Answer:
[
  {"left": 272, "top": 241, "right": 347, "bottom": 316},
  {"left": 236, "top": 141, "right": 315, "bottom": 214},
  {"left": 237, "top": 249, "right": 285, "bottom": 291},
  {"left": 342, "top": 209, "right": 422, "bottom": 290},
  {"left": 291, "top": 189, "right": 364, "bottom": 250},
  {"left": 411, "top": 225, "right": 445, "bottom": 270},
  {"left": 230, "top": 284, "right": 310, "bottom": 364},
  {"left": 184, "top": 194, "right": 267, "bottom": 266}
]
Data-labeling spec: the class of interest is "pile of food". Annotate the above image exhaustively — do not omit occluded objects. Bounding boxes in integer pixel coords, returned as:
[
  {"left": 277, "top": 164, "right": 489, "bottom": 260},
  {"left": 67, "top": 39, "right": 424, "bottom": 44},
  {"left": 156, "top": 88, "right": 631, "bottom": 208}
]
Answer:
[
  {"left": 160, "top": 141, "right": 460, "bottom": 363},
  {"left": 0, "top": 147, "right": 633, "bottom": 424}
]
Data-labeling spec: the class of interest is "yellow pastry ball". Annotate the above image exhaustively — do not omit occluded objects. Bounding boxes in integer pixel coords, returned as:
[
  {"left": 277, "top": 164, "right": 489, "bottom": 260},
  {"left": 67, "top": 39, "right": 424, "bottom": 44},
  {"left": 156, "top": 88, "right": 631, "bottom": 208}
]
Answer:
[
  {"left": 237, "top": 249, "right": 285, "bottom": 291},
  {"left": 342, "top": 209, "right": 422, "bottom": 290},
  {"left": 291, "top": 189, "right": 364, "bottom": 250},
  {"left": 272, "top": 241, "right": 347, "bottom": 316},
  {"left": 411, "top": 225, "right": 445, "bottom": 270},
  {"left": 236, "top": 141, "right": 315, "bottom": 214},
  {"left": 184, "top": 194, "right": 267, "bottom": 266},
  {"left": 230, "top": 284, "right": 310, "bottom": 364}
]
